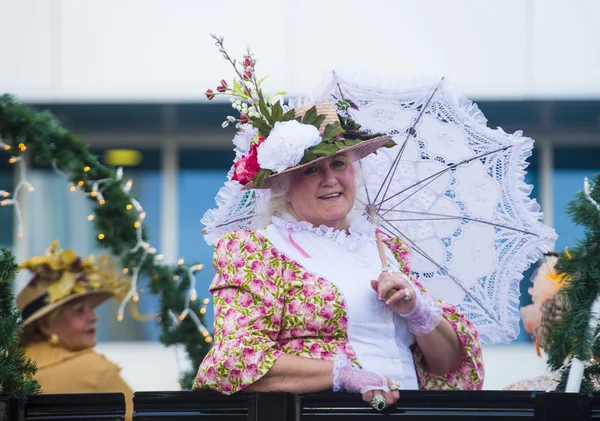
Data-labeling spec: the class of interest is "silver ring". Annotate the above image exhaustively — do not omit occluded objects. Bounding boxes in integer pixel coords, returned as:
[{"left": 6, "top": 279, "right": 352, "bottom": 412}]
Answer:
[
  {"left": 383, "top": 264, "right": 395, "bottom": 275},
  {"left": 370, "top": 393, "right": 386, "bottom": 411},
  {"left": 402, "top": 288, "right": 411, "bottom": 301},
  {"left": 390, "top": 381, "right": 401, "bottom": 391}
]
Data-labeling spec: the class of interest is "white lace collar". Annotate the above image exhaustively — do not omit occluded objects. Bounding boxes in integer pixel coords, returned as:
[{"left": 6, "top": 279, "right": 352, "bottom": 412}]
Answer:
[{"left": 270, "top": 211, "right": 376, "bottom": 252}]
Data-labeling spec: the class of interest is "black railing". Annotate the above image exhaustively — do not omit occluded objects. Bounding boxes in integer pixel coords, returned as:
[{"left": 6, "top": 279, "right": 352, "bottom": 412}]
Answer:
[
  {"left": 134, "top": 390, "right": 599, "bottom": 420},
  {"left": 1, "top": 393, "right": 126, "bottom": 421},
  {"left": 2, "top": 390, "right": 600, "bottom": 421}
]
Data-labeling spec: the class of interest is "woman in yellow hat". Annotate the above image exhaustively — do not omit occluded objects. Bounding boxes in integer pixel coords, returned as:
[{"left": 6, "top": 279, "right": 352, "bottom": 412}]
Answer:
[{"left": 17, "top": 241, "right": 133, "bottom": 421}]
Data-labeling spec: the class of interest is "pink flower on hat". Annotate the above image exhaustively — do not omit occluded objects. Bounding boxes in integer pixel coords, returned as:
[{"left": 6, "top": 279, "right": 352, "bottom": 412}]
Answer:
[{"left": 231, "top": 137, "right": 265, "bottom": 186}]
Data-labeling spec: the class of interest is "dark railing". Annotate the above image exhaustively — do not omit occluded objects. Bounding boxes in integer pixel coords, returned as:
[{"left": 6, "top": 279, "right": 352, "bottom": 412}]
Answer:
[
  {"left": 2, "top": 390, "right": 599, "bottom": 421},
  {"left": 133, "top": 390, "right": 600, "bottom": 421},
  {"left": 0, "top": 393, "right": 126, "bottom": 421}
]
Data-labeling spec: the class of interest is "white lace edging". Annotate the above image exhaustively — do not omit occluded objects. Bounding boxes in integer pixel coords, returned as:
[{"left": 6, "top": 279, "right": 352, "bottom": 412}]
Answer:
[
  {"left": 201, "top": 178, "right": 271, "bottom": 245},
  {"left": 490, "top": 129, "right": 557, "bottom": 344},
  {"left": 271, "top": 211, "right": 376, "bottom": 253}
]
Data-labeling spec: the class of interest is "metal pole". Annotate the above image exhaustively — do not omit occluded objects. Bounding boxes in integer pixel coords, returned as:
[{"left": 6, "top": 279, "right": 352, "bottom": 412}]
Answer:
[
  {"left": 565, "top": 295, "right": 600, "bottom": 392},
  {"left": 539, "top": 139, "right": 554, "bottom": 228}
]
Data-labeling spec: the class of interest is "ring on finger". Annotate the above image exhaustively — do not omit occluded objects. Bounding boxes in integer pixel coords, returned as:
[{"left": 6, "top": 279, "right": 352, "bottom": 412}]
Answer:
[
  {"left": 402, "top": 288, "right": 411, "bottom": 301},
  {"left": 370, "top": 393, "right": 386, "bottom": 411}
]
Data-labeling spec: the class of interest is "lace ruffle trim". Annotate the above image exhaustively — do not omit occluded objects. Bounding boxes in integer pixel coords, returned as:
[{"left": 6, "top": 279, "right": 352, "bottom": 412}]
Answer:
[{"left": 271, "top": 213, "right": 376, "bottom": 253}]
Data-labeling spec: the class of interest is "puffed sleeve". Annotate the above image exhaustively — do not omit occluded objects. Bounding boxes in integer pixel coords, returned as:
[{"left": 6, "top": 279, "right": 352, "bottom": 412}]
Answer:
[
  {"left": 384, "top": 237, "right": 485, "bottom": 390},
  {"left": 193, "top": 230, "right": 285, "bottom": 395}
]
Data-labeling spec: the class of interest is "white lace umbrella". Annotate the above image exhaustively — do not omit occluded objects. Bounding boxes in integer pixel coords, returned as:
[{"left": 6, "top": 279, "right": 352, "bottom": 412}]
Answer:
[{"left": 321, "top": 74, "right": 557, "bottom": 344}]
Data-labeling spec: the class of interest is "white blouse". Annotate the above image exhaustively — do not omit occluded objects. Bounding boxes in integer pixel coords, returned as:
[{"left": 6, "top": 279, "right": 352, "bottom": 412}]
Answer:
[{"left": 258, "top": 212, "right": 419, "bottom": 389}]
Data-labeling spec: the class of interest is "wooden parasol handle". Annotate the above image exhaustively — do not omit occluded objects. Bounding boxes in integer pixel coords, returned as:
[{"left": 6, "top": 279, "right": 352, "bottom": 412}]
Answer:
[{"left": 375, "top": 230, "right": 398, "bottom": 301}]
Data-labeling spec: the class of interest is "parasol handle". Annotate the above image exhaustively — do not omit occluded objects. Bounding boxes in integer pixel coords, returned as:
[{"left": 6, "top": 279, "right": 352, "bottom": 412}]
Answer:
[{"left": 375, "top": 230, "right": 398, "bottom": 301}]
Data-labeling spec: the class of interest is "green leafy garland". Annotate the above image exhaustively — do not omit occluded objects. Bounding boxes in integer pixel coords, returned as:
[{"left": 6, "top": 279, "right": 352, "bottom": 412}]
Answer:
[
  {"left": 547, "top": 173, "right": 600, "bottom": 392},
  {"left": 0, "top": 94, "right": 210, "bottom": 388},
  {"left": 0, "top": 248, "right": 40, "bottom": 396}
]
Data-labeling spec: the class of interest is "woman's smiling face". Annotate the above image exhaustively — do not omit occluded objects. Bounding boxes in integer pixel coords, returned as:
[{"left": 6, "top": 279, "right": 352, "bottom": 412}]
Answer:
[{"left": 287, "top": 153, "right": 356, "bottom": 231}]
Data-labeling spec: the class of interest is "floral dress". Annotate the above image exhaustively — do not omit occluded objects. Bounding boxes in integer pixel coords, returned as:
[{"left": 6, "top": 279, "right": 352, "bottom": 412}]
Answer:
[{"left": 193, "top": 227, "right": 484, "bottom": 394}]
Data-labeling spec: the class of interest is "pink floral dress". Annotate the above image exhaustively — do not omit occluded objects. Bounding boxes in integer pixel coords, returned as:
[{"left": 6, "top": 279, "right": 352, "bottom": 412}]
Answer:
[{"left": 192, "top": 229, "right": 484, "bottom": 394}]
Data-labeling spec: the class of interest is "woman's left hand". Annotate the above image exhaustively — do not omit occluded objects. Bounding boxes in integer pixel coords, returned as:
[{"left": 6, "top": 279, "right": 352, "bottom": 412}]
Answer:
[{"left": 371, "top": 272, "right": 416, "bottom": 314}]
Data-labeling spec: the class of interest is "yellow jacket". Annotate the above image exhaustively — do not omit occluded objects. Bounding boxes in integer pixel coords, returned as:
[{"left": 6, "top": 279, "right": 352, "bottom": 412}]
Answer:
[{"left": 25, "top": 342, "right": 133, "bottom": 421}]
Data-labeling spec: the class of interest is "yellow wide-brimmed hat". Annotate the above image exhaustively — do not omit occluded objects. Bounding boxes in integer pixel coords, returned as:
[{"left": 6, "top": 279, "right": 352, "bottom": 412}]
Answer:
[{"left": 17, "top": 241, "right": 128, "bottom": 333}]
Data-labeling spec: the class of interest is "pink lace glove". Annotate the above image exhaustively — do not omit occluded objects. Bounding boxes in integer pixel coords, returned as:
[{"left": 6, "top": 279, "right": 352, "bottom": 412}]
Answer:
[
  {"left": 398, "top": 277, "right": 442, "bottom": 336},
  {"left": 332, "top": 355, "right": 390, "bottom": 394}
]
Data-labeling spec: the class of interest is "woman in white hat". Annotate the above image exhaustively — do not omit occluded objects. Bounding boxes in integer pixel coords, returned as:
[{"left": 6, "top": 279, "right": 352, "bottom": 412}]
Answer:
[
  {"left": 193, "top": 41, "right": 484, "bottom": 412},
  {"left": 17, "top": 241, "right": 133, "bottom": 421}
]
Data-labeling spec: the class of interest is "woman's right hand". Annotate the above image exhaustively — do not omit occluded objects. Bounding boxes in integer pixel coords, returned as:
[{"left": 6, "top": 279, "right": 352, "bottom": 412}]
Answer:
[
  {"left": 332, "top": 355, "right": 399, "bottom": 409},
  {"left": 361, "top": 377, "right": 400, "bottom": 409}
]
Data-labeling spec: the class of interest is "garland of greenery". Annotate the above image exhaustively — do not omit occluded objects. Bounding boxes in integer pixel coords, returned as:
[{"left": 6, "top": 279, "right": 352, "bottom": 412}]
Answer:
[
  {"left": 0, "top": 94, "right": 210, "bottom": 388},
  {"left": 547, "top": 174, "right": 600, "bottom": 392},
  {"left": 0, "top": 248, "right": 40, "bottom": 395}
]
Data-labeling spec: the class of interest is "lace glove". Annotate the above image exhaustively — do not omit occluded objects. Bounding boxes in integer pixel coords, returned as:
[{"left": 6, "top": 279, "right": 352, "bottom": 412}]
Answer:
[
  {"left": 397, "top": 276, "right": 442, "bottom": 336},
  {"left": 332, "top": 355, "right": 390, "bottom": 394}
]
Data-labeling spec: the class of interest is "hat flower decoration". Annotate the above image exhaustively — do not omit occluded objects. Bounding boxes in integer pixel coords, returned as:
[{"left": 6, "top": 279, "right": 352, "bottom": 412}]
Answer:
[
  {"left": 18, "top": 241, "right": 132, "bottom": 329},
  {"left": 204, "top": 34, "right": 394, "bottom": 189}
]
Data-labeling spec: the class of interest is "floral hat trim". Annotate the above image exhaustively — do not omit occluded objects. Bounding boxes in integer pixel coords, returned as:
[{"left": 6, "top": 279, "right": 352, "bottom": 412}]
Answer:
[
  {"left": 205, "top": 35, "right": 395, "bottom": 188},
  {"left": 20, "top": 240, "right": 130, "bottom": 305}
]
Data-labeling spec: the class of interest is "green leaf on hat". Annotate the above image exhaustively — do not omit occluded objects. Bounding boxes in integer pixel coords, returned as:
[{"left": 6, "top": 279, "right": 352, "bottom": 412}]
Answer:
[
  {"left": 321, "top": 122, "right": 346, "bottom": 142},
  {"left": 271, "top": 101, "right": 284, "bottom": 123},
  {"left": 282, "top": 108, "right": 296, "bottom": 121},
  {"left": 249, "top": 115, "right": 272, "bottom": 137},
  {"left": 257, "top": 76, "right": 269, "bottom": 88},
  {"left": 300, "top": 106, "right": 318, "bottom": 127},
  {"left": 232, "top": 79, "right": 245, "bottom": 97},
  {"left": 300, "top": 150, "right": 318, "bottom": 164},
  {"left": 253, "top": 169, "right": 272, "bottom": 187},
  {"left": 258, "top": 100, "right": 274, "bottom": 126}
]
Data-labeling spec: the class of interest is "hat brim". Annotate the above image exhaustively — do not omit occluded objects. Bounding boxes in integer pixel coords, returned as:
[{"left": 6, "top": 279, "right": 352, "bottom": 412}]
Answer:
[
  {"left": 21, "top": 289, "right": 113, "bottom": 334},
  {"left": 244, "top": 135, "right": 394, "bottom": 190}
]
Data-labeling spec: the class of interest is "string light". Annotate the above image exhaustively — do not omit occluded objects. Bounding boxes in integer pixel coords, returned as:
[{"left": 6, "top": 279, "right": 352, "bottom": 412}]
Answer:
[
  {"left": 21, "top": 156, "right": 213, "bottom": 359},
  {"left": 0, "top": 138, "right": 31, "bottom": 238}
]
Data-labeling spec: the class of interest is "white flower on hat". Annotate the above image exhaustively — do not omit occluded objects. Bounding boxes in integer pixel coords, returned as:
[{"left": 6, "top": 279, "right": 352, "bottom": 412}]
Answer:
[
  {"left": 257, "top": 120, "right": 322, "bottom": 173},
  {"left": 232, "top": 124, "right": 258, "bottom": 159}
]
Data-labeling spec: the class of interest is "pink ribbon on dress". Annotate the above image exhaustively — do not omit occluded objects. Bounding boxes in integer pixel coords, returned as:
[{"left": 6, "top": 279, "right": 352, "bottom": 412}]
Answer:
[
  {"left": 375, "top": 228, "right": 391, "bottom": 238},
  {"left": 287, "top": 229, "right": 311, "bottom": 258}
]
